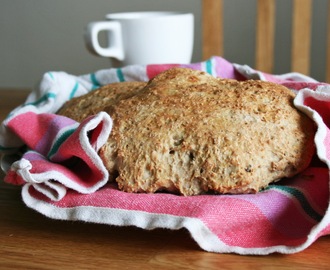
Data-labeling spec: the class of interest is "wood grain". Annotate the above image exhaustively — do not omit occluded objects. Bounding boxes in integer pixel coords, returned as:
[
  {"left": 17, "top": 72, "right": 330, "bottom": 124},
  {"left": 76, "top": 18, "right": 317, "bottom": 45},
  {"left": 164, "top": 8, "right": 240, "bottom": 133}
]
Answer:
[
  {"left": 1, "top": 89, "right": 330, "bottom": 269},
  {"left": 291, "top": 0, "right": 312, "bottom": 75},
  {"left": 255, "top": 0, "right": 275, "bottom": 73},
  {"left": 202, "top": 0, "right": 223, "bottom": 59}
]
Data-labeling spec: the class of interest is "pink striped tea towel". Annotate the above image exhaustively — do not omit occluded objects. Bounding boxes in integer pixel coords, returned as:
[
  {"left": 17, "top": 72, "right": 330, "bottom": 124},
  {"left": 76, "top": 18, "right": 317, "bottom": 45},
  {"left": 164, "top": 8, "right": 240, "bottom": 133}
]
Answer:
[{"left": 1, "top": 56, "right": 330, "bottom": 255}]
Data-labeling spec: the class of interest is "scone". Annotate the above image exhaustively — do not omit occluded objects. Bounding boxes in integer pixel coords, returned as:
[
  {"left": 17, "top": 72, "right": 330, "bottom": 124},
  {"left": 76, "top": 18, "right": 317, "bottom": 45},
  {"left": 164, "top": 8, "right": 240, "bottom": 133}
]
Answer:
[
  {"left": 100, "top": 68, "right": 316, "bottom": 195},
  {"left": 59, "top": 68, "right": 316, "bottom": 196},
  {"left": 57, "top": 81, "right": 147, "bottom": 122}
]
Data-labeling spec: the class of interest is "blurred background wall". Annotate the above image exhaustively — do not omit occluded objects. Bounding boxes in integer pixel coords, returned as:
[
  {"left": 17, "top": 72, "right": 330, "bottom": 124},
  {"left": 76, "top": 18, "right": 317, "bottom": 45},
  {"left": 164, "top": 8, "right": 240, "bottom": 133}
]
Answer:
[{"left": 0, "top": 0, "right": 328, "bottom": 89}]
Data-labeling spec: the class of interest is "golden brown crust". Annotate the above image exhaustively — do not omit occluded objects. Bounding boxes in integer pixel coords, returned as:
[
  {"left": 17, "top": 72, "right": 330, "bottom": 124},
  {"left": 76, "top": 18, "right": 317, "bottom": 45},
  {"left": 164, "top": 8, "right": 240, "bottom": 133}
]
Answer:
[
  {"left": 99, "top": 68, "right": 315, "bottom": 195},
  {"left": 58, "top": 68, "right": 316, "bottom": 196},
  {"left": 57, "top": 81, "right": 147, "bottom": 122}
]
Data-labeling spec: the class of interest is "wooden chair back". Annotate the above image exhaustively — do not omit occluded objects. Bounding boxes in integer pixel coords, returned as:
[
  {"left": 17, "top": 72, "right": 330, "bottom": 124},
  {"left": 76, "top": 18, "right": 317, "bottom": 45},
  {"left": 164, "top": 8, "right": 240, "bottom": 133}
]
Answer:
[{"left": 202, "top": 0, "right": 330, "bottom": 82}]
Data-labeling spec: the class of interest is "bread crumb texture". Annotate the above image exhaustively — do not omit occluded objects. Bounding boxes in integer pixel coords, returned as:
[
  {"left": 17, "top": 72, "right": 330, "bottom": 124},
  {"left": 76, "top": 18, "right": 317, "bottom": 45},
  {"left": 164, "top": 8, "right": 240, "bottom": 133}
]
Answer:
[{"left": 59, "top": 68, "right": 316, "bottom": 196}]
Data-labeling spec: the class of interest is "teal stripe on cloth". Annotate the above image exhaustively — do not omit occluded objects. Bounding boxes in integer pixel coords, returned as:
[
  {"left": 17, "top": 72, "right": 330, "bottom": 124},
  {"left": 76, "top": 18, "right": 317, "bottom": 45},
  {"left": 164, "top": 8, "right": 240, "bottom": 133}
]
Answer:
[
  {"left": 90, "top": 73, "right": 101, "bottom": 87},
  {"left": 266, "top": 185, "right": 323, "bottom": 222},
  {"left": 69, "top": 82, "right": 79, "bottom": 99},
  {"left": 25, "top": 92, "right": 57, "bottom": 107},
  {"left": 47, "top": 128, "right": 76, "bottom": 159},
  {"left": 47, "top": 72, "right": 55, "bottom": 80},
  {"left": 3, "top": 92, "right": 57, "bottom": 122},
  {"left": 205, "top": 59, "right": 213, "bottom": 75},
  {"left": 116, "top": 68, "right": 125, "bottom": 82}
]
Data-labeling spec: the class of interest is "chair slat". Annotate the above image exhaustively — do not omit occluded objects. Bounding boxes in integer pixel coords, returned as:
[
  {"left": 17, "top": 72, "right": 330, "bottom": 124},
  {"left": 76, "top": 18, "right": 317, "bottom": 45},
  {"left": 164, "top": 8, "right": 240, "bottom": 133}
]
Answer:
[
  {"left": 291, "top": 0, "right": 312, "bottom": 75},
  {"left": 202, "top": 0, "right": 223, "bottom": 60},
  {"left": 255, "top": 0, "right": 276, "bottom": 73},
  {"left": 202, "top": 0, "right": 329, "bottom": 82}
]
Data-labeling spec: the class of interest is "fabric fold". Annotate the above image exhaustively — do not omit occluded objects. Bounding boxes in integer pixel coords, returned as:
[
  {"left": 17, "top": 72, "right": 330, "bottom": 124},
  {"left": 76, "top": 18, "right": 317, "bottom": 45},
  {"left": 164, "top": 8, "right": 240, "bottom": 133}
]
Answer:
[{"left": 3, "top": 111, "right": 112, "bottom": 200}]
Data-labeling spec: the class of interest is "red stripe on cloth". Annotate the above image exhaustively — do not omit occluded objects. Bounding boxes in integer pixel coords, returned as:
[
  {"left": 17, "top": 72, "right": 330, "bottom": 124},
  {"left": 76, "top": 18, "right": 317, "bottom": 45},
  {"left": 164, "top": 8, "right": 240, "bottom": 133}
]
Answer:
[
  {"left": 6, "top": 112, "right": 58, "bottom": 150},
  {"left": 304, "top": 96, "right": 330, "bottom": 127},
  {"left": 146, "top": 64, "right": 180, "bottom": 79}
]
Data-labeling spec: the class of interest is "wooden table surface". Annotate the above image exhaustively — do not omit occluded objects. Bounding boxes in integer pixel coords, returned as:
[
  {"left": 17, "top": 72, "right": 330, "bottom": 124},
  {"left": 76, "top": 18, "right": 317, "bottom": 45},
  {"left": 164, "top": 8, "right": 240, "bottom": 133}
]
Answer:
[{"left": 1, "top": 89, "right": 330, "bottom": 270}]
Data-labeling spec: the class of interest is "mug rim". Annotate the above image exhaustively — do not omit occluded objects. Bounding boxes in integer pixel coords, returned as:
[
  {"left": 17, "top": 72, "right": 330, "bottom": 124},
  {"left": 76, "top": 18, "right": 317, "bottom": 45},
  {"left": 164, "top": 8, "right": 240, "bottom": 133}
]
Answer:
[{"left": 106, "top": 11, "right": 193, "bottom": 20}]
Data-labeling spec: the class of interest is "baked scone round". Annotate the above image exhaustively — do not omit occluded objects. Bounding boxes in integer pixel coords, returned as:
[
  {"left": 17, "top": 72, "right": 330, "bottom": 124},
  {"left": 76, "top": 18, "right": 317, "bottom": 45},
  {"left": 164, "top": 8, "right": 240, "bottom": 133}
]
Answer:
[
  {"left": 58, "top": 68, "right": 316, "bottom": 196},
  {"left": 99, "top": 68, "right": 316, "bottom": 195}
]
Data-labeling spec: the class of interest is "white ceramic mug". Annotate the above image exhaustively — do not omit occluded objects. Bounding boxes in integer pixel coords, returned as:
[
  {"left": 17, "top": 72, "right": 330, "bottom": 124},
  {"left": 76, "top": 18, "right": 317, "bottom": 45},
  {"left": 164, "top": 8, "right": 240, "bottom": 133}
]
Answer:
[{"left": 84, "top": 11, "right": 194, "bottom": 66}]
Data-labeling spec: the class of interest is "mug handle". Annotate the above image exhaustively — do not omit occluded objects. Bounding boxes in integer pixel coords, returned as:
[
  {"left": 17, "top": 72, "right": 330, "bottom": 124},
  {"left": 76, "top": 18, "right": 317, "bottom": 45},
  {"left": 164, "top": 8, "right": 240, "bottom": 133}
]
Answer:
[{"left": 84, "top": 21, "right": 124, "bottom": 60}]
